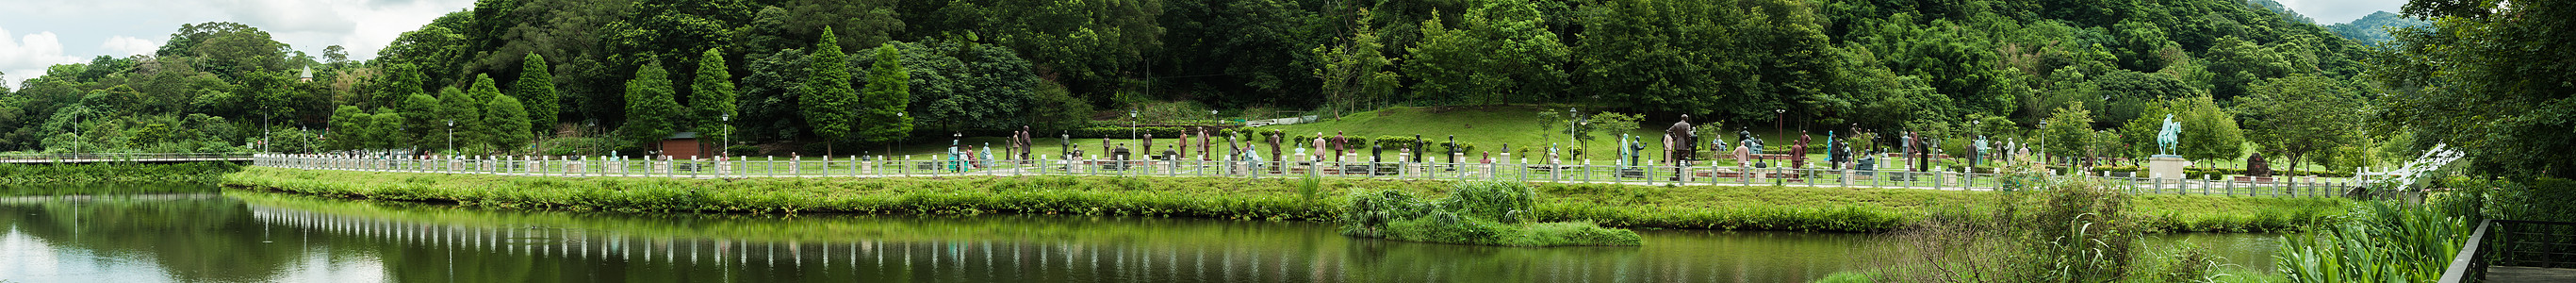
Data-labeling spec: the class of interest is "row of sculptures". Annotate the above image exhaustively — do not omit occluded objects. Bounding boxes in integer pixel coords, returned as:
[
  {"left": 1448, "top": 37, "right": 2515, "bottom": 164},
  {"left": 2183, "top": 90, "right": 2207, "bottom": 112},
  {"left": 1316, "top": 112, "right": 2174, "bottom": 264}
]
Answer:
[{"left": 953, "top": 112, "right": 2164, "bottom": 173}]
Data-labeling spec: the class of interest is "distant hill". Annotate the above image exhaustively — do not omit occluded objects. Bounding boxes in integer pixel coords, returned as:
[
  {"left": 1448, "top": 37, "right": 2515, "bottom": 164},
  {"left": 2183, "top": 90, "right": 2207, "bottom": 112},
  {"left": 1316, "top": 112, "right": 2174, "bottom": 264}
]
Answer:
[
  {"left": 2326, "top": 11, "right": 2432, "bottom": 46},
  {"left": 2244, "top": 0, "right": 2317, "bottom": 25}
]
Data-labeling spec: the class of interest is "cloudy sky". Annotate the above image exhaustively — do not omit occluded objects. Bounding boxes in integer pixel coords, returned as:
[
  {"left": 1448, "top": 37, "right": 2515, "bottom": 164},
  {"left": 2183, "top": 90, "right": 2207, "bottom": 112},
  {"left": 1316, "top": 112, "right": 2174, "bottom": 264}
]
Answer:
[
  {"left": 1, "top": 0, "right": 2407, "bottom": 88},
  {"left": 0, "top": 0, "right": 475, "bottom": 87}
]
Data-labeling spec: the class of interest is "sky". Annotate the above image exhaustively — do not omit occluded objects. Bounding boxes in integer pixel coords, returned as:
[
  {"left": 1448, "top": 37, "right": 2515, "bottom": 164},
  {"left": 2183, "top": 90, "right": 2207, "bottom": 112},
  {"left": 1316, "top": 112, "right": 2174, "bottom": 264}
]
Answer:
[
  {"left": 0, "top": 0, "right": 476, "bottom": 87},
  {"left": 1, "top": 0, "right": 2408, "bottom": 88}
]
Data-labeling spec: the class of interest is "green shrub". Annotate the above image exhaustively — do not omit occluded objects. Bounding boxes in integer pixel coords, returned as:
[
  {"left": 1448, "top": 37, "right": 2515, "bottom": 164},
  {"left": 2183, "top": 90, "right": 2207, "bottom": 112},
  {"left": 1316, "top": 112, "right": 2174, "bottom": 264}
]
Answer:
[{"left": 1339, "top": 181, "right": 1639, "bottom": 246}]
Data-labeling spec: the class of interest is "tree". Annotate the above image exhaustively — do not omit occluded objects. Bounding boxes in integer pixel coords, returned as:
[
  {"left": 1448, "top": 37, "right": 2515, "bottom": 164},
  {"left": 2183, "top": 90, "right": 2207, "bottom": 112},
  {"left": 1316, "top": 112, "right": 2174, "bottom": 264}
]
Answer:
[
  {"left": 468, "top": 75, "right": 511, "bottom": 148},
  {"left": 2170, "top": 95, "right": 2245, "bottom": 163},
  {"left": 800, "top": 27, "right": 860, "bottom": 155},
  {"left": 433, "top": 86, "right": 482, "bottom": 152},
  {"left": 2375, "top": 0, "right": 2576, "bottom": 179},
  {"left": 399, "top": 92, "right": 441, "bottom": 144},
  {"left": 484, "top": 94, "right": 532, "bottom": 150},
  {"left": 621, "top": 60, "right": 682, "bottom": 149},
  {"left": 856, "top": 42, "right": 912, "bottom": 144},
  {"left": 367, "top": 108, "right": 403, "bottom": 150},
  {"left": 2240, "top": 74, "right": 2358, "bottom": 173},
  {"left": 691, "top": 47, "right": 739, "bottom": 146},
  {"left": 1312, "top": 8, "right": 1400, "bottom": 118},
  {"left": 1403, "top": 0, "right": 1569, "bottom": 105},
  {"left": 325, "top": 106, "right": 369, "bottom": 150},
  {"left": 515, "top": 53, "right": 560, "bottom": 137},
  {"left": 2041, "top": 103, "right": 2092, "bottom": 158}
]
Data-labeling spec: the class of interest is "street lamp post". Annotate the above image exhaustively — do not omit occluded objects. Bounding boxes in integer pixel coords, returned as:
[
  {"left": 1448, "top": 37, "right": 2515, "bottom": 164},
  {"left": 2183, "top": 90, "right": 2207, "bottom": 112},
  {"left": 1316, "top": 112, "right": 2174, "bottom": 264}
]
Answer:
[
  {"left": 1775, "top": 108, "right": 1787, "bottom": 143},
  {"left": 2038, "top": 120, "right": 2049, "bottom": 166},
  {"left": 720, "top": 114, "right": 730, "bottom": 160},
  {"left": 446, "top": 120, "right": 455, "bottom": 154}
]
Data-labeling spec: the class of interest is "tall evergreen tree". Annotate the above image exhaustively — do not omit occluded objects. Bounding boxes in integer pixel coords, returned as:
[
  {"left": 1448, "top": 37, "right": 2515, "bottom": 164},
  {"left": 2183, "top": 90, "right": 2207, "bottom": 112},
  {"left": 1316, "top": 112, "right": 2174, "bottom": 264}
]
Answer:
[
  {"left": 368, "top": 108, "right": 402, "bottom": 150},
  {"left": 515, "top": 53, "right": 559, "bottom": 137},
  {"left": 433, "top": 86, "right": 483, "bottom": 152},
  {"left": 400, "top": 92, "right": 441, "bottom": 144},
  {"left": 326, "top": 105, "right": 369, "bottom": 150},
  {"left": 857, "top": 42, "right": 911, "bottom": 143},
  {"left": 801, "top": 27, "right": 860, "bottom": 155},
  {"left": 621, "top": 60, "right": 681, "bottom": 148},
  {"left": 692, "top": 47, "right": 738, "bottom": 148},
  {"left": 468, "top": 74, "right": 510, "bottom": 149},
  {"left": 485, "top": 94, "right": 532, "bottom": 150}
]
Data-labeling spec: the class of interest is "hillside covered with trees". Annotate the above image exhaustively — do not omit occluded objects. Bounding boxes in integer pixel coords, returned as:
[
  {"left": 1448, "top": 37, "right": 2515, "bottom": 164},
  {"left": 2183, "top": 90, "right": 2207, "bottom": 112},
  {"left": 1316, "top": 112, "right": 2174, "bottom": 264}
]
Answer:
[{"left": 0, "top": 0, "right": 2384, "bottom": 163}]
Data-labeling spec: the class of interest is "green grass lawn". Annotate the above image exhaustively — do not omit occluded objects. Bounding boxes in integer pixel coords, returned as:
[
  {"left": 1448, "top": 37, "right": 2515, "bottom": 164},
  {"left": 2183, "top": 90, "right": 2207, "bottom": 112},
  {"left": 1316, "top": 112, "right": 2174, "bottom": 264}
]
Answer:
[{"left": 226, "top": 167, "right": 2345, "bottom": 233}]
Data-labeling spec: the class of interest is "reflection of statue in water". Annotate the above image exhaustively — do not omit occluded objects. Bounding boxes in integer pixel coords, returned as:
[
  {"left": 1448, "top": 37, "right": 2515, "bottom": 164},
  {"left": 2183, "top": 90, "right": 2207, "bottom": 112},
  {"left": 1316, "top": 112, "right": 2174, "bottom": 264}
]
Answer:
[{"left": 2157, "top": 113, "right": 2181, "bottom": 156}]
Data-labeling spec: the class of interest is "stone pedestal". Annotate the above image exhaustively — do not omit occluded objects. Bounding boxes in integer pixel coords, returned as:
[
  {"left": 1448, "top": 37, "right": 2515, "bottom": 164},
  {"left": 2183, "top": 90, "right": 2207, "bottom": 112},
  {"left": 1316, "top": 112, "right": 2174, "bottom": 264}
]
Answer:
[{"left": 2148, "top": 155, "right": 2190, "bottom": 179}]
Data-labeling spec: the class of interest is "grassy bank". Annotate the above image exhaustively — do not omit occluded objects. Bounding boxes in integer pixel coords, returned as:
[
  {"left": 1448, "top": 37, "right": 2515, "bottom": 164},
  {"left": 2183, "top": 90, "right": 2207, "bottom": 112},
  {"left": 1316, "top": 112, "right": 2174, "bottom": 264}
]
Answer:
[
  {"left": 0, "top": 161, "right": 242, "bottom": 184},
  {"left": 222, "top": 167, "right": 2344, "bottom": 233}
]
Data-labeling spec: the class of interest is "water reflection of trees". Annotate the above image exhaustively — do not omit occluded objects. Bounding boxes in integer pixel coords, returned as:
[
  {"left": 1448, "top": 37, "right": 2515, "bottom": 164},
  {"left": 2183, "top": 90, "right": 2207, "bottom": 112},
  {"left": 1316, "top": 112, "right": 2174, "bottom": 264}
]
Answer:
[
  {"left": 0, "top": 186, "right": 305, "bottom": 282},
  {"left": 238, "top": 191, "right": 1886, "bottom": 282}
]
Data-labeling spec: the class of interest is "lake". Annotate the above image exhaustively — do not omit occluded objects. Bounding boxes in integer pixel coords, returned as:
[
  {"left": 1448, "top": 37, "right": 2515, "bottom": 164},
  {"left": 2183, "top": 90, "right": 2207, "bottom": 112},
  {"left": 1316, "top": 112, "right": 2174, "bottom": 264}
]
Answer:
[{"left": 0, "top": 184, "right": 2282, "bottom": 282}]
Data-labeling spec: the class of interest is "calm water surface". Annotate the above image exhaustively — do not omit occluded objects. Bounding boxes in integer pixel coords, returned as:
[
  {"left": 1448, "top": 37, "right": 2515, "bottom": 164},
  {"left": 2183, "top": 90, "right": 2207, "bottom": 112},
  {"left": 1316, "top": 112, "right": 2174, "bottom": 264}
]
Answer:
[{"left": 0, "top": 184, "right": 2281, "bottom": 282}]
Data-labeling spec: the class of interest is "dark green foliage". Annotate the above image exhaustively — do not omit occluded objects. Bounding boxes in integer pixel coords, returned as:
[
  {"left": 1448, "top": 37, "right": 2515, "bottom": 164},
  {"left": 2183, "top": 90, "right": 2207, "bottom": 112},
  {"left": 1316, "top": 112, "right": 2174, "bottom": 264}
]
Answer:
[
  {"left": 514, "top": 53, "right": 560, "bottom": 137},
  {"left": 856, "top": 42, "right": 912, "bottom": 143},
  {"left": 620, "top": 61, "right": 682, "bottom": 149},
  {"left": 691, "top": 48, "right": 738, "bottom": 144},
  {"left": 2376, "top": 0, "right": 2576, "bottom": 179},
  {"left": 433, "top": 86, "right": 483, "bottom": 150},
  {"left": 801, "top": 28, "right": 859, "bottom": 153},
  {"left": 484, "top": 94, "right": 532, "bottom": 150}
]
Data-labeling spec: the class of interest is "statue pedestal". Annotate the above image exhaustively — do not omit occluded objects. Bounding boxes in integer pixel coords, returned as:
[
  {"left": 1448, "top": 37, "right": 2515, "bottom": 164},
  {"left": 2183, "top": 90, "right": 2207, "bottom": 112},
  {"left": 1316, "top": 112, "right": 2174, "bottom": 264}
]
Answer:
[{"left": 2148, "top": 155, "right": 2190, "bottom": 179}]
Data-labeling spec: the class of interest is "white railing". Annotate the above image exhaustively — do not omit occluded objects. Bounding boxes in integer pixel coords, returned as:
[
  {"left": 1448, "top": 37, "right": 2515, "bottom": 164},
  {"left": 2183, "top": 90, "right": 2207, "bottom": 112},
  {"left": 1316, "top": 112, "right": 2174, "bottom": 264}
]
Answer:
[{"left": 251, "top": 154, "right": 2357, "bottom": 198}]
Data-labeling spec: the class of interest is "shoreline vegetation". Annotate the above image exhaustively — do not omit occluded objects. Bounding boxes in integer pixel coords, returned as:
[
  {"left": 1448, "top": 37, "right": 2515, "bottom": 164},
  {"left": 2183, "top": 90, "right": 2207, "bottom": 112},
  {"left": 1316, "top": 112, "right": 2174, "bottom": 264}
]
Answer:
[
  {"left": 0, "top": 161, "right": 242, "bottom": 185},
  {"left": 222, "top": 167, "right": 2346, "bottom": 235}
]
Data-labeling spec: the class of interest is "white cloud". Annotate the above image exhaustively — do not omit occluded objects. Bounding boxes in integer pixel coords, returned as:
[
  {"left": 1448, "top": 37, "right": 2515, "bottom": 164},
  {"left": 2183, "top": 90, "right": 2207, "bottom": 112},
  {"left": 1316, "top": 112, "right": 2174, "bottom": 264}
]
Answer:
[
  {"left": 0, "top": 26, "right": 88, "bottom": 88},
  {"left": 101, "top": 36, "right": 159, "bottom": 57}
]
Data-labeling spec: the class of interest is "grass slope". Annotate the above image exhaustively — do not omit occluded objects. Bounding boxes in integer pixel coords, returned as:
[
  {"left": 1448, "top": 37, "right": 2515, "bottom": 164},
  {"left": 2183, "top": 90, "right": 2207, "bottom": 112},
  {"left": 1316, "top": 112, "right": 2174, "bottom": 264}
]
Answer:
[{"left": 223, "top": 167, "right": 2344, "bottom": 233}]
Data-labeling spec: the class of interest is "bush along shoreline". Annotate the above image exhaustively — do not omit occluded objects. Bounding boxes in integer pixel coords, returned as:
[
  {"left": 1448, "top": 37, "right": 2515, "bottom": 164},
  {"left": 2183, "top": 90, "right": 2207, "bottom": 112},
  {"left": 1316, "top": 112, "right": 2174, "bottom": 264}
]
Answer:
[
  {"left": 1340, "top": 182, "right": 1642, "bottom": 246},
  {"left": 0, "top": 161, "right": 242, "bottom": 184},
  {"left": 222, "top": 167, "right": 2345, "bottom": 234}
]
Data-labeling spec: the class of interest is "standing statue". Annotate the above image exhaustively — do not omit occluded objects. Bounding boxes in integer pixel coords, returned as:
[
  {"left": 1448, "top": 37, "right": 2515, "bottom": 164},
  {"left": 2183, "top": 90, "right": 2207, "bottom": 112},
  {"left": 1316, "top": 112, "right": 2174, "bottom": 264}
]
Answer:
[
  {"left": 1619, "top": 134, "right": 1633, "bottom": 167},
  {"left": 1825, "top": 130, "right": 1839, "bottom": 169},
  {"left": 1445, "top": 135, "right": 1459, "bottom": 163},
  {"left": 1413, "top": 134, "right": 1426, "bottom": 162},
  {"left": 1665, "top": 115, "right": 1696, "bottom": 166},
  {"left": 1332, "top": 131, "right": 1350, "bottom": 161},
  {"left": 1973, "top": 135, "right": 1989, "bottom": 166},
  {"left": 1269, "top": 131, "right": 1285, "bottom": 162},
  {"left": 1311, "top": 133, "right": 1328, "bottom": 161},
  {"left": 2157, "top": 113, "right": 2181, "bottom": 157},
  {"left": 1794, "top": 133, "right": 1812, "bottom": 169}
]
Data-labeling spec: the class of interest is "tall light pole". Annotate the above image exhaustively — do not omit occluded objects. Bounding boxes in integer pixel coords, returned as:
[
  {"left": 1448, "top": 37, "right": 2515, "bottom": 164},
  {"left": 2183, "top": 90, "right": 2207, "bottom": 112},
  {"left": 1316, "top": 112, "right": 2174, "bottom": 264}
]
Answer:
[
  {"left": 446, "top": 120, "right": 455, "bottom": 154},
  {"left": 1774, "top": 108, "right": 1787, "bottom": 143},
  {"left": 2038, "top": 120, "right": 2049, "bottom": 166},
  {"left": 719, "top": 114, "right": 730, "bottom": 160},
  {"left": 1128, "top": 109, "right": 1140, "bottom": 142}
]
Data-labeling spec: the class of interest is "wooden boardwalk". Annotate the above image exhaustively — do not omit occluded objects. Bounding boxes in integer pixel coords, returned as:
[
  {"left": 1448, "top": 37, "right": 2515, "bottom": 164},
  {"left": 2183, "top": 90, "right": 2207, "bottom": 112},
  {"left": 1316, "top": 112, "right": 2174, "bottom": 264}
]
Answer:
[{"left": 2489, "top": 266, "right": 2576, "bottom": 282}]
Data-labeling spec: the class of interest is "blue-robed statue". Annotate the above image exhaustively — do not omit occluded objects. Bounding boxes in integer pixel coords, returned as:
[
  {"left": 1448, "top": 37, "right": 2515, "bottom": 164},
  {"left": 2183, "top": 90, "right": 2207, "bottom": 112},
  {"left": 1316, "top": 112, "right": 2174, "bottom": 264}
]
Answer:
[{"left": 2156, "top": 113, "right": 2181, "bottom": 157}]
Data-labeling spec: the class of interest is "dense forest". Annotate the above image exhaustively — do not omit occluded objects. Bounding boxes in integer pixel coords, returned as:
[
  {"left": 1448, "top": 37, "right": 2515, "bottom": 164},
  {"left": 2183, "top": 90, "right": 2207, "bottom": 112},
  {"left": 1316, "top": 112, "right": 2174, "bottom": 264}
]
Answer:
[{"left": 0, "top": 0, "right": 2552, "bottom": 178}]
